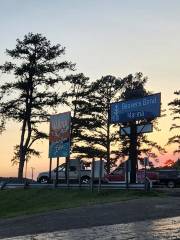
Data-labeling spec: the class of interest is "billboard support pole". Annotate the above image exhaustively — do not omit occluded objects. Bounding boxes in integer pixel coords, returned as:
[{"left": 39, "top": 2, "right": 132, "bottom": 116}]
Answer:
[
  {"left": 144, "top": 157, "right": 147, "bottom": 190},
  {"left": 78, "top": 158, "right": 81, "bottom": 189},
  {"left": 129, "top": 123, "right": 138, "bottom": 184},
  {"left": 66, "top": 156, "right": 70, "bottom": 188},
  {"left": 49, "top": 158, "right": 52, "bottom": 183},
  {"left": 55, "top": 157, "right": 59, "bottom": 187},
  {"left": 125, "top": 159, "right": 129, "bottom": 189}
]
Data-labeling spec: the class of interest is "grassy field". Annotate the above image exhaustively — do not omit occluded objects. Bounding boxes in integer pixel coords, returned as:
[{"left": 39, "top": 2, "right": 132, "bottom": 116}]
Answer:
[{"left": 0, "top": 188, "right": 162, "bottom": 218}]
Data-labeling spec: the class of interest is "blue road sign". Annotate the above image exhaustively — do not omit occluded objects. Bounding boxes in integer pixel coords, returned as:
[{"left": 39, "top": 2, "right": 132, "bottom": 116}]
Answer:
[{"left": 110, "top": 93, "right": 161, "bottom": 123}]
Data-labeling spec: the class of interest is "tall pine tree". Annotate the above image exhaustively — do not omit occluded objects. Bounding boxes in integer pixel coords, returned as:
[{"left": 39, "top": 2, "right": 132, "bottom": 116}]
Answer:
[
  {"left": 168, "top": 90, "right": 180, "bottom": 154},
  {"left": 0, "top": 33, "right": 75, "bottom": 178},
  {"left": 86, "top": 75, "right": 123, "bottom": 173},
  {"left": 61, "top": 73, "right": 92, "bottom": 155}
]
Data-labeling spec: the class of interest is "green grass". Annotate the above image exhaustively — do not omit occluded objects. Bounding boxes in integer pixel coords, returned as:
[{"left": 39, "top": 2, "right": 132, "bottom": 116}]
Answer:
[{"left": 0, "top": 188, "right": 162, "bottom": 218}]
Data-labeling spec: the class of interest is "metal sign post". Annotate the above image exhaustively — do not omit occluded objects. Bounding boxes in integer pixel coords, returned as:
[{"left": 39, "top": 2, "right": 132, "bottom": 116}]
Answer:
[
  {"left": 144, "top": 157, "right": 149, "bottom": 181},
  {"left": 129, "top": 123, "right": 138, "bottom": 183},
  {"left": 98, "top": 157, "right": 103, "bottom": 192},
  {"left": 49, "top": 158, "right": 52, "bottom": 183},
  {"left": 125, "top": 160, "right": 129, "bottom": 189},
  {"left": 55, "top": 157, "right": 59, "bottom": 187},
  {"left": 78, "top": 158, "right": 81, "bottom": 189},
  {"left": 66, "top": 156, "right": 70, "bottom": 188}
]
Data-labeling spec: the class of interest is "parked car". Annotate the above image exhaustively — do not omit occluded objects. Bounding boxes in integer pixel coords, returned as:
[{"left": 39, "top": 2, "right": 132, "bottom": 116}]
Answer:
[
  {"left": 136, "top": 170, "right": 159, "bottom": 183},
  {"left": 104, "top": 167, "right": 159, "bottom": 184},
  {"left": 104, "top": 168, "right": 125, "bottom": 182}
]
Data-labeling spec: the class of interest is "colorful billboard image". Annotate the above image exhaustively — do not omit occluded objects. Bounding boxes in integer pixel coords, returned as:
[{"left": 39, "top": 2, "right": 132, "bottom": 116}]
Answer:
[{"left": 49, "top": 112, "right": 71, "bottom": 158}]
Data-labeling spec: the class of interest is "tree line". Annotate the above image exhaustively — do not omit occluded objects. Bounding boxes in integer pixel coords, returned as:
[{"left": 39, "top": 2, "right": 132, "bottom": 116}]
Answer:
[{"left": 0, "top": 33, "right": 179, "bottom": 179}]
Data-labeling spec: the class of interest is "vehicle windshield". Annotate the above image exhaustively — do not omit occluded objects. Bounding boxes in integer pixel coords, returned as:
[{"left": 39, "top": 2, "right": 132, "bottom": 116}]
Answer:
[
  {"left": 58, "top": 165, "right": 65, "bottom": 171},
  {"left": 111, "top": 168, "right": 124, "bottom": 175},
  {"left": 53, "top": 164, "right": 65, "bottom": 172}
]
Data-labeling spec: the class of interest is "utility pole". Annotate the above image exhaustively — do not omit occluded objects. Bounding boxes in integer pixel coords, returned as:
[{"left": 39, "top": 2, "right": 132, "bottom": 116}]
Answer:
[{"left": 31, "top": 167, "right": 35, "bottom": 181}]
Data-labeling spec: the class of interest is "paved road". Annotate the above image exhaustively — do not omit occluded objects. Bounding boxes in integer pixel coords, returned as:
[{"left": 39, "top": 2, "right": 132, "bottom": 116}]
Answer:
[
  {"left": 0, "top": 196, "right": 180, "bottom": 239},
  {"left": 5, "top": 216, "right": 180, "bottom": 240}
]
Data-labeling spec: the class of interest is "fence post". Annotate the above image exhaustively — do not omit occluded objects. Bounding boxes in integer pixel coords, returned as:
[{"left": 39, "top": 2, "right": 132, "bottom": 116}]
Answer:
[
  {"left": 78, "top": 158, "right": 81, "bottom": 189},
  {"left": 90, "top": 158, "right": 95, "bottom": 192},
  {"left": 98, "top": 157, "right": 103, "bottom": 192},
  {"left": 66, "top": 156, "right": 70, "bottom": 188},
  {"left": 49, "top": 158, "right": 52, "bottom": 183}
]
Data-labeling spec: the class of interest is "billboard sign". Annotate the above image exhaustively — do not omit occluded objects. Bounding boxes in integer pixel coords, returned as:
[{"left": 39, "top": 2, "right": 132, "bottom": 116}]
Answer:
[
  {"left": 120, "top": 123, "right": 153, "bottom": 136},
  {"left": 49, "top": 112, "right": 71, "bottom": 158},
  {"left": 110, "top": 93, "right": 161, "bottom": 123},
  {"left": 137, "top": 123, "right": 153, "bottom": 134}
]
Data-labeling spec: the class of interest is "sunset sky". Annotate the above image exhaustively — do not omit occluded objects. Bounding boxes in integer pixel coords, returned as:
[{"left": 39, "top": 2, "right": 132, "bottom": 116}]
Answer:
[{"left": 0, "top": 0, "right": 179, "bottom": 179}]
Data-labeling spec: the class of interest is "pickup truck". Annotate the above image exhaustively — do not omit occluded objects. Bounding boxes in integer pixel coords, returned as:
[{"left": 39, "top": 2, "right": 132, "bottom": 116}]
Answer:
[
  {"left": 155, "top": 169, "right": 180, "bottom": 188},
  {"left": 37, "top": 159, "right": 105, "bottom": 184}
]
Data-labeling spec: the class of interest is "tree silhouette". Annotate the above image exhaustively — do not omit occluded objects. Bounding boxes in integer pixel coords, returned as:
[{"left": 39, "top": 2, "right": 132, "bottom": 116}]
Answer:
[
  {"left": 86, "top": 75, "right": 122, "bottom": 173},
  {"left": 172, "top": 158, "right": 180, "bottom": 169},
  {"left": 0, "top": 33, "right": 75, "bottom": 179},
  {"left": 168, "top": 90, "right": 180, "bottom": 154},
  {"left": 61, "top": 73, "right": 93, "bottom": 156}
]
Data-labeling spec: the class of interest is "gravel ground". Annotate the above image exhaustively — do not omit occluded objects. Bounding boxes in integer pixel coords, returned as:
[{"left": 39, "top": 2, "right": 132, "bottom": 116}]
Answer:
[{"left": 0, "top": 196, "right": 180, "bottom": 239}]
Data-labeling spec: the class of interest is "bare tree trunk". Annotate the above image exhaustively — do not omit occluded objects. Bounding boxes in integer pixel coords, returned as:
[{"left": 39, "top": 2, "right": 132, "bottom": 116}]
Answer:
[
  {"left": 18, "top": 157, "right": 25, "bottom": 179},
  {"left": 18, "top": 76, "right": 33, "bottom": 179},
  {"left": 18, "top": 119, "right": 26, "bottom": 179},
  {"left": 70, "top": 85, "right": 78, "bottom": 150}
]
